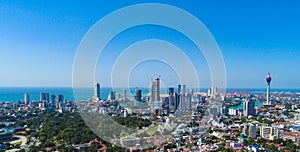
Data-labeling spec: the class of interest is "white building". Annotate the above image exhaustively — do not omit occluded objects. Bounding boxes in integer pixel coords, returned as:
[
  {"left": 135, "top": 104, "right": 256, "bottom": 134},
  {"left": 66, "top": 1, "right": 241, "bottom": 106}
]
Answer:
[
  {"left": 260, "top": 125, "right": 278, "bottom": 140},
  {"left": 24, "top": 93, "right": 30, "bottom": 105}
]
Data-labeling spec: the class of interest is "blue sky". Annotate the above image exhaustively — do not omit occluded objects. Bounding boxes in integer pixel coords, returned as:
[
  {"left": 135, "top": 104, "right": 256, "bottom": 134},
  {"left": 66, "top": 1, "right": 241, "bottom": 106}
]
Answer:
[{"left": 0, "top": 0, "right": 300, "bottom": 88}]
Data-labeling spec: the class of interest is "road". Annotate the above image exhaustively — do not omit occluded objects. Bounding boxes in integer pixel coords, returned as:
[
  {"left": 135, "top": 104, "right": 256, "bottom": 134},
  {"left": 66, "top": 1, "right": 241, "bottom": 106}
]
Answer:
[{"left": 9, "top": 135, "right": 27, "bottom": 147}]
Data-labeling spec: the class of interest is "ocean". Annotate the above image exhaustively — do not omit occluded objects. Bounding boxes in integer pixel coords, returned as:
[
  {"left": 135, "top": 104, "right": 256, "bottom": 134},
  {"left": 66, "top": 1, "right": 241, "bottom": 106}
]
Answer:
[{"left": 0, "top": 87, "right": 299, "bottom": 102}]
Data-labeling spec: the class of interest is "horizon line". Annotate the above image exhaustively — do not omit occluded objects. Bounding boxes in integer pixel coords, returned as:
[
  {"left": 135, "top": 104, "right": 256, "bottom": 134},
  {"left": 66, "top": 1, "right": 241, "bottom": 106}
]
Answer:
[{"left": 0, "top": 86, "right": 300, "bottom": 90}]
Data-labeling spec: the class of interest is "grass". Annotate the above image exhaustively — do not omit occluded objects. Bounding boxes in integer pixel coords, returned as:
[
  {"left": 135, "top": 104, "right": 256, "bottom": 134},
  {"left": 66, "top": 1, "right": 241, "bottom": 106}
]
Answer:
[{"left": 146, "top": 125, "right": 158, "bottom": 136}]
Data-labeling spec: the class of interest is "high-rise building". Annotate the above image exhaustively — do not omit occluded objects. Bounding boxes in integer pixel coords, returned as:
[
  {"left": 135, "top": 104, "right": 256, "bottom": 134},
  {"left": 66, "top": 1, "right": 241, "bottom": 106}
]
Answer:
[
  {"left": 249, "top": 124, "right": 256, "bottom": 138},
  {"left": 45, "top": 93, "right": 49, "bottom": 103},
  {"left": 181, "top": 84, "right": 186, "bottom": 94},
  {"left": 189, "top": 88, "right": 194, "bottom": 96},
  {"left": 174, "top": 93, "right": 179, "bottom": 110},
  {"left": 186, "top": 93, "right": 192, "bottom": 110},
  {"left": 150, "top": 77, "right": 162, "bottom": 114},
  {"left": 243, "top": 123, "right": 256, "bottom": 138},
  {"left": 150, "top": 77, "right": 160, "bottom": 102},
  {"left": 123, "top": 89, "right": 127, "bottom": 99},
  {"left": 135, "top": 89, "right": 142, "bottom": 101},
  {"left": 211, "top": 86, "right": 218, "bottom": 97},
  {"left": 108, "top": 91, "right": 116, "bottom": 101},
  {"left": 51, "top": 95, "right": 56, "bottom": 107},
  {"left": 169, "top": 87, "right": 174, "bottom": 95},
  {"left": 168, "top": 87, "right": 175, "bottom": 108},
  {"left": 177, "top": 84, "right": 192, "bottom": 111},
  {"left": 244, "top": 99, "right": 255, "bottom": 117},
  {"left": 266, "top": 72, "right": 272, "bottom": 105},
  {"left": 24, "top": 93, "right": 30, "bottom": 105},
  {"left": 260, "top": 126, "right": 278, "bottom": 140},
  {"left": 178, "top": 85, "right": 181, "bottom": 94},
  {"left": 207, "top": 89, "right": 211, "bottom": 97},
  {"left": 93, "top": 82, "right": 100, "bottom": 101},
  {"left": 40, "top": 92, "right": 44, "bottom": 102},
  {"left": 58, "top": 94, "right": 64, "bottom": 103},
  {"left": 40, "top": 92, "right": 49, "bottom": 103}
]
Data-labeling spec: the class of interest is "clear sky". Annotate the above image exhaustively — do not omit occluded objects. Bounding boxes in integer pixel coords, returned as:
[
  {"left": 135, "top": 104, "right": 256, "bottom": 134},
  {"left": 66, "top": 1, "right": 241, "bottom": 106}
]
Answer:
[{"left": 0, "top": 0, "right": 300, "bottom": 88}]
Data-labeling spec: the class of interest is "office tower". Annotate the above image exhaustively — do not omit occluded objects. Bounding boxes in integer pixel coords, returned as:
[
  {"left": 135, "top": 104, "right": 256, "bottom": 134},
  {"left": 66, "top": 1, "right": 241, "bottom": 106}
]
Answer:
[
  {"left": 211, "top": 86, "right": 218, "bottom": 96},
  {"left": 24, "top": 93, "right": 30, "bottom": 105},
  {"left": 248, "top": 124, "right": 256, "bottom": 138},
  {"left": 135, "top": 89, "right": 142, "bottom": 101},
  {"left": 150, "top": 77, "right": 160, "bottom": 102},
  {"left": 115, "top": 93, "right": 120, "bottom": 100},
  {"left": 178, "top": 85, "right": 181, "bottom": 94},
  {"left": 190, "top": 88, "right": 194, "bottom": 96},
  {"left": 108, "top": 91, "right": 116, "bottom": 101},
  {"left": 186, "top": 93, "right": 192, "bottom": 110},
  {"left": 174, "top": 93, "right": 179, "bottom": 110},
  {"left": 40, "top": 92, "right": 45, "bottom": 102},
  {"left": 168, "top": 87, "right": 175, "bottom": 108},
  {"left": 40, "top": 92, "right": 49, "bottom": 103},
  {"left": 207, "top": 89, "right": 211, "bottom": 97},
  {"left": 242, "top": 124, "right": 248, "bottom": 136},
  {"left": 260, "top": 126, "right": 278, "bottom": 140},
  {"left": 181, "top": 84, "right": 186, "bottom": 94},
  {"left": 178, "top": 89, "right": 192, "bottom": 111},
  {"left": 244, "top": 99, "right": 255, "bottom": 117},
  {"left": 243, "top": 124, "right": 256, "bottom": 138},
  {"left": 93, "top": 82, "right": 100, "bottom": 101},
  {"left": 58, "top": 94, "right": 64, "bottom": 103},
  {"left": 51, "top": 95, "right": 56, "bottom": 107},
  {"left": 169, "top": 87, "right": 174, "bottom": 95},
  {"left": 266, "top": 72, "right": 272, "bottom": 105},
  {"left": 45, "top": 93, "right": 49, "bottom": 103},
  {"left": 123, "top": 89, "right": 127, "bottom": 99}
]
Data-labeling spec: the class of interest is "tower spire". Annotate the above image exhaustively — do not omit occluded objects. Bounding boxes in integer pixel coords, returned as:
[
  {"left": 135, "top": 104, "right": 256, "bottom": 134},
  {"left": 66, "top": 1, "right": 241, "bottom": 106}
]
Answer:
[{"left": 266, "top": 72, "right": 272, "bottom": 105}]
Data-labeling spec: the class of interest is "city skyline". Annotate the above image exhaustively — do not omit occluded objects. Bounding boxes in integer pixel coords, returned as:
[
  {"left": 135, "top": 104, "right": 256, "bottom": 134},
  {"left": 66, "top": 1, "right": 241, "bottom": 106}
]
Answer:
[{"left": 1, "top": 1, "right": 300, "bottom": 88}]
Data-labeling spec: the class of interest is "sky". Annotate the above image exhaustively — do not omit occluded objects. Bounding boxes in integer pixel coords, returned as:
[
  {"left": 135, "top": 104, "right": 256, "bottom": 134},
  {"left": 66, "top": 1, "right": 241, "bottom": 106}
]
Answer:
[{"left": 0, "top": 0, "right": 300, "bottom": 88}]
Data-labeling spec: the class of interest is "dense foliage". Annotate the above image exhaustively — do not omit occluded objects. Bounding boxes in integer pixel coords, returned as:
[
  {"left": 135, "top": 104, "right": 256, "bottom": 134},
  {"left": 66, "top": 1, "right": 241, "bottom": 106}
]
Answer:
[
  {"left": 25, "top": 111, "right": 152, "bottom": 151},
  {"left": 27, "top": 111, "right": 101, "bottom": 151},
  {"left": 113, "top": 117, "right": 151, "bottom": 129}
]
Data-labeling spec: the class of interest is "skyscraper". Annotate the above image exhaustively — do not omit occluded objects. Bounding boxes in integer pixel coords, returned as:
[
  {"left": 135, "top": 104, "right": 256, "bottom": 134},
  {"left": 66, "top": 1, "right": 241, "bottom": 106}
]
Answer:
[
  {"left": 45, "top": 93, "right": 49, "bottom": 103},
  {"left": 51, "top": 95, "right": 56, "bottom": 107},
  {"left": 58, "top": 94, "right": 64, "bottom": 103},
  {"left": 177, "top": 84, "right": 192, "bottom": 111},
  {"left": 150, "top": 77, "right": 160, "bottom": 102},
  {"left": 178, "top": 85, "right": 181, "bottom": 94},
  {"left": 93, "top": 82, "right": 100, "bottom": 101},
  {"left": 242, "top": 123, "right": 256, "bottom": 138},
  {"left": 168, "top": 87, "right": 175, "bottom": 109},
  {"left": 108, "top": 91, "right": 116, "bottom": 101},
  {"left": 266, "top": 72, "right": 272, "bottom": 105},
  {"left": 24, "top": 93, "right": 30, "bottom": 105},
  {"left": 40, "top": 92, "right": 49, "bottom": 103},
  {"left": 150, "top": 77, "right": 162, "bottom": 114},
  {"left": 244, "top": 99, "right": 255, "bottom": 117},
  {"left": 135, "top": 89, "right": 142, "bottom": 101},
  {"left": 211, "top": 86, "right": 218, "bottom": 97},
  {"left": 169, "top": 87, "right": 174, "bottom": 95},
  {"left": 248, "top": 124, "right": 257, "bottom": 138},
  {"left": 123, "top": 89, "right": 127, "bottom": 99},
  {"left": 181, "top": 84, "right": 186, "bottom": 94}
]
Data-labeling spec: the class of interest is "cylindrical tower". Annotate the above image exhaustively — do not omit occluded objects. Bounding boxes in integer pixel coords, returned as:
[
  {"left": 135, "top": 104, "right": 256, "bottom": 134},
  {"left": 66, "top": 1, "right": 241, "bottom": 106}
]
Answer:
[{"left": 266, "top": 72, "right": 272, "bottom": 105}]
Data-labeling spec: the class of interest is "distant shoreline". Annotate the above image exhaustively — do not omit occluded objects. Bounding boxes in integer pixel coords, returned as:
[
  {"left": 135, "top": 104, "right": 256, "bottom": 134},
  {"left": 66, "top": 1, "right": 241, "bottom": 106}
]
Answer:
[{"left": 0, "top": 87, "right": 299, "bottom": 102}]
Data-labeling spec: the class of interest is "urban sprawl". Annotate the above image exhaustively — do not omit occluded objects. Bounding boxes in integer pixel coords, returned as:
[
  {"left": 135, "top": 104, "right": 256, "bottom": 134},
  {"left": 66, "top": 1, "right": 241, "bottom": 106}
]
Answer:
[{"left": 1, "top": 73, "right": 300, "bottom": 152}]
